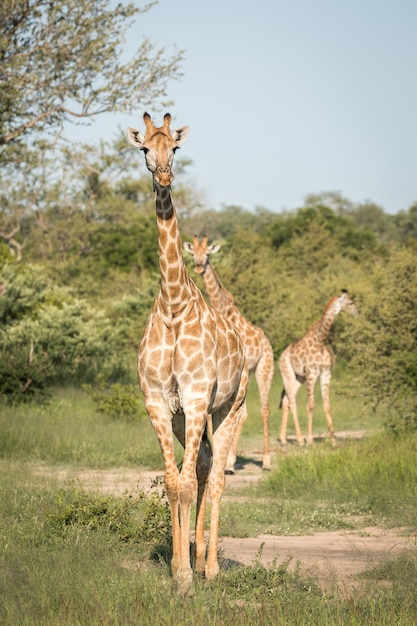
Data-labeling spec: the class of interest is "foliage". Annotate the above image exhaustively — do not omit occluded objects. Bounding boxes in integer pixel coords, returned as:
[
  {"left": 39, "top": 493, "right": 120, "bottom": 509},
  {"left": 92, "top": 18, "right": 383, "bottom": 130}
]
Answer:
[
  {"left": 269, "top": 204, "right": 385, "bottom": 265},
  {"left": 348, "top": 247, "right": 417, "bottom": 431},
  {"left": 45, "top": 477, "right": 171, "bottom": 547},
  {"left": 0, "top": 262, "right": 128, "bottom": 402},
  {"left": 83, "top": 375, "right": 144, "bottom": 422},
  {"left": 0, "top": 0, "right": 183, "bottom": 158}
]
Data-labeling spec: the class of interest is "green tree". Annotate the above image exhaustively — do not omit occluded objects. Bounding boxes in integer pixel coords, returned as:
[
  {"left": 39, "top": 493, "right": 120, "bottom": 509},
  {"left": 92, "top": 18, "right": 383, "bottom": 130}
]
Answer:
[
  {"left": 0, "top": 0, "right": 183, "bottom": 160},
  {"left": 348, "top": 247, "right": 417, "bottom": 431},
  {"left": 393, "top": 202, "right": 417, "bottom": 246},
  {"left": 0, "top": 260, "right": 133, "bottom": 402}
]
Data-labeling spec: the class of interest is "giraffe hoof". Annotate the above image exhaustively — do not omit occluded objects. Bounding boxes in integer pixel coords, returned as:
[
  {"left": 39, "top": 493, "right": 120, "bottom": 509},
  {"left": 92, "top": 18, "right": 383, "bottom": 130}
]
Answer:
[
  {"left": 262, "top": 454, "right": 271, "bottom": 471},
  {"left": 224, "top": 468, "right": 235, "bottom": 475}
]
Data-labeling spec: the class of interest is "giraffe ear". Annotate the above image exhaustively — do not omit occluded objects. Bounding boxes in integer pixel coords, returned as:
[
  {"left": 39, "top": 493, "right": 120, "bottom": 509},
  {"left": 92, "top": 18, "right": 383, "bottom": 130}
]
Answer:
[
  {"left": 207, "top": 244, "right": 221, "bottom": 255},
  {"left": 127, "top": 127, "right": 146, "bottom": 148},
  {"left": 183, "top": 242, "right": 193, "bottom": 254},
  {"left": 172, "top": 125, "right": 189, "bottom": 146}
]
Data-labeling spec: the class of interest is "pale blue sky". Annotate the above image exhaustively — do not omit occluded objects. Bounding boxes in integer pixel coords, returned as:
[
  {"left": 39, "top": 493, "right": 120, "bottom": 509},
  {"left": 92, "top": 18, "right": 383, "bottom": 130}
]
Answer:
[{"left": 76, "top": 0, "right": 417, "bottom": 214}]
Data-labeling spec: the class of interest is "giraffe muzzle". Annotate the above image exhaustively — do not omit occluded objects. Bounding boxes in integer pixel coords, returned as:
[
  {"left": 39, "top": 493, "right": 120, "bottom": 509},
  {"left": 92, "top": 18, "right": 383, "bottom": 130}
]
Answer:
[{"left": 156, "top": 166, "right": 173, "bottom": 186}]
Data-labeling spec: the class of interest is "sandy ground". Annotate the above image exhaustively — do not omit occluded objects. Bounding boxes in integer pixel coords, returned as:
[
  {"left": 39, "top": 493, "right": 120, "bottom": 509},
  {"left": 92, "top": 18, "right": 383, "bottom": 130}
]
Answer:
[{"left": 33, "top": 433, "right": 414, "bottom": 592}]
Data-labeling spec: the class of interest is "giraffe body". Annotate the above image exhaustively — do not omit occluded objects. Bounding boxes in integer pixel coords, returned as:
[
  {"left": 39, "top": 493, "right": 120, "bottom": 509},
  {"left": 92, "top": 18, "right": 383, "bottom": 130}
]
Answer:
[
  {"left": 279, "top": 291, "right": 356, "bottom": 447},
  {"left": 184, "top": 236, "right": 274, "bottom": 471},
  {"left": 128, "top": 114, "right": 248, "bottom": 594}
]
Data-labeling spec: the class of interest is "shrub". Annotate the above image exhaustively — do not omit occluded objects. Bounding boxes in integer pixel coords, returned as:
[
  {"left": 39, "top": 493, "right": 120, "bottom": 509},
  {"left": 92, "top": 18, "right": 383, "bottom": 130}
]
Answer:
[
  {"left": 0, "top": 262, "right": 129, "bottom": 402},
  {"left": 83, "top": 374, "right": 145, "bottom": 421}
]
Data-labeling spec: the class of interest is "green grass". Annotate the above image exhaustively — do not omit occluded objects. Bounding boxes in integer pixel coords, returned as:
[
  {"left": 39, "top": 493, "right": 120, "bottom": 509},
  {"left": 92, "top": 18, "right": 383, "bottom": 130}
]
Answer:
[
  {"left": 1, "top": 462, "right": 416, "bottom": 625},
  {"left": 221, "top": 433, "right": 417, "bottom": 536},
  {"left": 0, "top": 386, "right": 163, "bottom": 468},
  {"left": 1, "top": 375, "right": 417, "bottom": 625}
]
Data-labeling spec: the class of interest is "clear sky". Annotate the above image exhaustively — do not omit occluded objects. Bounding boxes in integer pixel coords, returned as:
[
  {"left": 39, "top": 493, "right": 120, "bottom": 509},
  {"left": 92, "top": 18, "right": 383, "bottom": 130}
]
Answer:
[{"left": 77, "top": 0, "right": 417, "bottom": 215}]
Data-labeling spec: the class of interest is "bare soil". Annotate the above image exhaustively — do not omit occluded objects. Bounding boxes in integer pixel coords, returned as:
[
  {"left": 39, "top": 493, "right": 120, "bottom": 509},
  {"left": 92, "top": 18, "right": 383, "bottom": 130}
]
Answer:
[{"left": 34, "top": 432, "right": 414, "bottom": 592}]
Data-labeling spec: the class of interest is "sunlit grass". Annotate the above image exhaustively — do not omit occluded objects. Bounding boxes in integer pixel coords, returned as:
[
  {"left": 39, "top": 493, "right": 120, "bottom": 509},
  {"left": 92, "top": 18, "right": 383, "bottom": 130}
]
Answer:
[
  {"left": 0, "top": 386, "right": 162, "bottom": 468},
  {"left": 1, "top": 460, "right": 416, "bottom": 625},
  {"left": 220, "top": 432, "right": 417, "bottom": 536},
  {"left": 0, "top": 389, "right": 416, "bottom": 626}
]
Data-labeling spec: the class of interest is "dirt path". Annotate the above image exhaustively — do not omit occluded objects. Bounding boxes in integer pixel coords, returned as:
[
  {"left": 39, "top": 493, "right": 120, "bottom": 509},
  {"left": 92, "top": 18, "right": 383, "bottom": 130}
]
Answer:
[{"left": 34, "top": 438, "right": 413, "bottom": 592}]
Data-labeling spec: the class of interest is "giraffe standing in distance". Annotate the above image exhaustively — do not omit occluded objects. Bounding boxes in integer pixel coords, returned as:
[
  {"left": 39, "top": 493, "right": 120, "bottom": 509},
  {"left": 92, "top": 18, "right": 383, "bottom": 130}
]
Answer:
[
  {"left": 127, "top": 113, "right": 248, "bottom": 594},
  {"left": 184, "top": 236, "right": 274, "bottom": 472},
  {"left": 279, "top": 290, "right": 356, "bottom": 447}
]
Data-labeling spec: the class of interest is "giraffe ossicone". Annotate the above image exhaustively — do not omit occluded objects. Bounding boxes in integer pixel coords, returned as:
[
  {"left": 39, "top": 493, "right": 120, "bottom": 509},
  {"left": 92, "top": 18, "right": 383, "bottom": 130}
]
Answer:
[
  {"left": 278, "top": 290, "right": 357, "bottom": 447},
  {"left": 184, "top": 235, "right": 274, "bottom": 471},
  {"left": 127, "top": 114, "right": 248, "bottom": 595}
]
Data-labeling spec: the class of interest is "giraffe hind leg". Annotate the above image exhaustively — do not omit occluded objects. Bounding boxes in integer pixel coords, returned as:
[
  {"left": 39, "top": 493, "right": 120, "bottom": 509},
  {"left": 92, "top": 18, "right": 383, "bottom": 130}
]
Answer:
[
  {"left": 320, "top": 371, "right": 337, "bottom": 447},
  {"left": 279, "top": 373, "right": 305, "bottom": 446},
  {"left": 255, "top": 351, "right": 274, "bottom": 471}
]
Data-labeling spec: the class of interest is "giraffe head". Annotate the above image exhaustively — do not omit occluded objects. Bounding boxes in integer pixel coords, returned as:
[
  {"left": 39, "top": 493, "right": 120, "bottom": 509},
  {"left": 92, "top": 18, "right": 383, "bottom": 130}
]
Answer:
[
  {"left": 335, "top": 289, "right": 357, "bottom": 315},
  {"left": 127, "top": 112, "right": 189, "bottom": 186},
  {"left": 184, "top": 236, "right": 221, "bottom": 275}
]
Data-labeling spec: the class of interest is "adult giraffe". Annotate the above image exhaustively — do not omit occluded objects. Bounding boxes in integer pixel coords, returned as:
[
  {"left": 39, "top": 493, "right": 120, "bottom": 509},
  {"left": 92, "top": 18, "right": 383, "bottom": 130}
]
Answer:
[
  {"left": 184, "top": 236, "right": 274, "bottom": 472},
  {"left": 127, "top": 113, "right": 248, "bottom": 594},
  {"left": 279, "top": 290, "right": 356, "bottom": 447}
]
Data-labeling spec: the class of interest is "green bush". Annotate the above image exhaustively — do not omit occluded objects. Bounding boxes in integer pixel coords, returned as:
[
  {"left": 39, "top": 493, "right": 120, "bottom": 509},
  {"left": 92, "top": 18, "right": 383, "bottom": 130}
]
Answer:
[
  {"left": 44, "top": 478, "right": 171, "bottom": 547},
  {"left": 83, "top": 375, "right": 145, "bottom": 421},
  {"left": 0, "top": 262, "right": 131, "bottom": 402},
  {"left": 348, "top": 247, "right": 417, "bottom": 431}
]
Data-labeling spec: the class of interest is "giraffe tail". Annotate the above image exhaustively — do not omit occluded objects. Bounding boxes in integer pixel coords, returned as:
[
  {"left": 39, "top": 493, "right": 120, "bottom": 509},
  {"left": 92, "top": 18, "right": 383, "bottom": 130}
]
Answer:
[{"left": 279, "top": 389, "right": 286, "bottom": 409}]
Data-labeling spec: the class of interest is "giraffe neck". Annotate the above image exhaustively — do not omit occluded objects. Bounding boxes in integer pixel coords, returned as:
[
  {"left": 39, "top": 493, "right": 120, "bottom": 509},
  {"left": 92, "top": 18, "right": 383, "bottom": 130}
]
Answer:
[
  {"left": 154, "top": 182, "right": 190, "bottom": 310},
  {"left": 202, "top": 262, "right": 232, "bottom": 313},
  {"left": 314, "top": 303, "right": 338, "bottom": 344}
]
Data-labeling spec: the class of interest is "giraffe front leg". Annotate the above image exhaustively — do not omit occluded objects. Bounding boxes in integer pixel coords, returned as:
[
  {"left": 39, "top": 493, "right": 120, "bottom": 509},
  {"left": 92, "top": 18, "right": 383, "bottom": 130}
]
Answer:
[
  {"left": 225, "top": 401, "right": 247, "bottom": 474},
  {"left": 279, "top": 393, "right": 290, "bottom": 446},
  {"left": 255, "top": 353, "right": 273, "bottom": 470},
  {"left": 260, "top": 400, "right": 271, "bottom": 470},
  {"left": 306, "top": 383, "right": 315, "bottom": 446},
  {"left": 320, "top": 371, "right": 337, "bottom": 447},
  {"left": 164, "top": 469, "right": 181, "bottom": 578},
  {"left": 176, "top": 466, "right": 197, "bottom": 595},
  {"left": 206, "top": 399, "right": 246, "bottom": 580},
  {"left": 194, "top": 436, "right": 212, "bottom": 575}
]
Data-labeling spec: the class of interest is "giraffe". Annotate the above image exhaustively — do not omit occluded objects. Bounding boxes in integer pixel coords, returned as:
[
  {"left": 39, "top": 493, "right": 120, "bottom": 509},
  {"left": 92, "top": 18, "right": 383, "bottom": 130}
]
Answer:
[
  {"left": 278, "top": 290, "right": 356, "bottom": 447},
  {"left": 184, "top": 236, "right": 274, "bottom": 472},
  {"left": 127, "top": 113, "right": 248, "bottom": 594}
]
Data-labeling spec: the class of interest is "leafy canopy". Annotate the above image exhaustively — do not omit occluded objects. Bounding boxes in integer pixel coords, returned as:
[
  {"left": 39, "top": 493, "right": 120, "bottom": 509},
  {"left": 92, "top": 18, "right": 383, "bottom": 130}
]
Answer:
[{"left": 0, "top": 0, "right": 184, "bottom": 162}]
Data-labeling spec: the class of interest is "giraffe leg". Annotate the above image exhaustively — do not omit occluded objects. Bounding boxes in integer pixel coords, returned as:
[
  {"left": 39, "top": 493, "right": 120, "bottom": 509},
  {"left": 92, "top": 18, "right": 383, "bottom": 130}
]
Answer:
[
  {"left": 206, "top": 399, "right": 245, "bottom": 581},
  {"left": 279, "top": 392, "right": 290, "bottom": 445},
  {"left": 306, "top": 375, "right": 318, "bottom": 446},
  {"left": 176, "top": 450, "right": 198, "bottom": 593},
  {"left": 225, "top": 401, "right": 247, "bottom": 474},
  {"left": 320, "top": 370, "right": 337, "bottom": 447},
  {"left": 255, "top": 348, "right": 274, "bottom": 470},
  {"left": 279, "top": 378, "right": 304, "bottom": 445},
  {"left": 288, "top": 387, "right": 305, "bottom": 446},
  {"left": 147, "top": 406, "right": 181, "bottom": 579},
  {"left": 193, "top": 433, "right": 212, "bottom": 575},
  {"left": 279, "top": 355, "right": 304, "bottom": 446}
]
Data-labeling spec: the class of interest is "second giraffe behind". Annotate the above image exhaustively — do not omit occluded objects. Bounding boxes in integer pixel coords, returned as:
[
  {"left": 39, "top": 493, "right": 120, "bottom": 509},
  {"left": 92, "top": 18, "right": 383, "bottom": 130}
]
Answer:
[
  {"left": 279, "top": 290, "right": 357, "bottom": 448},
  {"left": 184, "top": 236, "right": 274, "bottom": 472}
]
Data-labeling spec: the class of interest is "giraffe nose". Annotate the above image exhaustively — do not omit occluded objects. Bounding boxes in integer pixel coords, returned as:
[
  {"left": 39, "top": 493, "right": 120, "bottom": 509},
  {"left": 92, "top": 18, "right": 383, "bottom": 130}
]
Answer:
[{"left": 156, "top": 165, "right": 173, "bottom": 186}]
